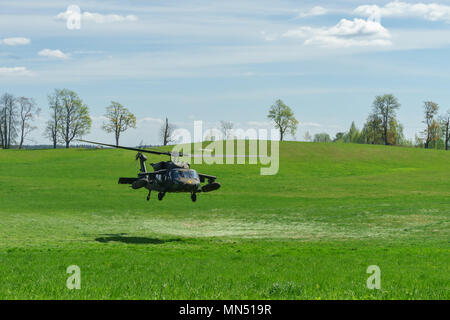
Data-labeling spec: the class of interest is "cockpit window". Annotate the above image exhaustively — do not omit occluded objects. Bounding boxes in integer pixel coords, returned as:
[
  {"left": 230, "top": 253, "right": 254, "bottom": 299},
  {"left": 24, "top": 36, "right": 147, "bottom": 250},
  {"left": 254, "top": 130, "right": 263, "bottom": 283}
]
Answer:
[
  {"left": 171, "top": 171, "right": 181, "bottom": 179},
  {"left": 170, "top": 169, "right": 199, "bottom": 180},
  {"left": 188, "top": 170, "right": 199, "bottom": 180}
]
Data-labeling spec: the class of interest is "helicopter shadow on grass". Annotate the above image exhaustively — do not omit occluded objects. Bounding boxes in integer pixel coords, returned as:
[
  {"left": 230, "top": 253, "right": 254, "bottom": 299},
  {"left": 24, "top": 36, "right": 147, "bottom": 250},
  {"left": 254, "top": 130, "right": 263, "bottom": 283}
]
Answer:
[{"left": 95, "top": 233, "right": 183, "bottom": 245}]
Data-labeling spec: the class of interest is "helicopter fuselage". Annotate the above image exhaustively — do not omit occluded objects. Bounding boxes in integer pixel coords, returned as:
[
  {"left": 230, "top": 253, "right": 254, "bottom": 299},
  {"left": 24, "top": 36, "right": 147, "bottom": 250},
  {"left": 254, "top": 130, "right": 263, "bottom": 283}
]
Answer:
[
  {"left": 142, "top": 168, "right": 201, "bottom": 193},
  {"left": 78, "top": 140, "right": 221, "bottom": 202},
  {"left": 119, "top": 153, "right": 220, "bottom": 202}
]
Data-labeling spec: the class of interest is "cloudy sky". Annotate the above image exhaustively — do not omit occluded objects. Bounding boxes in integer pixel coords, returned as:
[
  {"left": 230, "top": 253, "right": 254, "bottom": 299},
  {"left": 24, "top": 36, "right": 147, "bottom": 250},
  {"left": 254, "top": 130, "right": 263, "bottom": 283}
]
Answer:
[{"left": 1, "top": 0, "right": 450, "bottom": 145}]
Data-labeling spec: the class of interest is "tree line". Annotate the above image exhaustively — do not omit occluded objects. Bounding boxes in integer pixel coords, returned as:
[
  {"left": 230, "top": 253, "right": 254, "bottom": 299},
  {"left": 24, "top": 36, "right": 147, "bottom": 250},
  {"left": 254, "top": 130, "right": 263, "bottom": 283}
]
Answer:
[
  {"left": 1, "top": 90, "right": 449, "bottom": 150},
  {"left": 0, "top": 88, "right": 178, "bottom": 149},
  {"left": 267, "top": 95, "right": 450, "bottom": 150}
]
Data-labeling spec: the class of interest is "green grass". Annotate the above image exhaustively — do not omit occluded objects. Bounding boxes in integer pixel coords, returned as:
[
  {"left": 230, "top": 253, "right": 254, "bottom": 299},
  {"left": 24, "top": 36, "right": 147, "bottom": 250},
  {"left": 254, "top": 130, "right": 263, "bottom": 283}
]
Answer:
[{"left": 0, "top": 142, "right": 449, "bottom": 299}]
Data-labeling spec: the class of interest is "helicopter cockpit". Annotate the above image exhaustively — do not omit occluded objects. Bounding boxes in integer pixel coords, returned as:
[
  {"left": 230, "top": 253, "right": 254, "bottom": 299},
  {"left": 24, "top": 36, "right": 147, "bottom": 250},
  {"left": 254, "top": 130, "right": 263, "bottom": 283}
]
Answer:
[{"left": 170, "top": 169, "right": 200, "bottom": 182}]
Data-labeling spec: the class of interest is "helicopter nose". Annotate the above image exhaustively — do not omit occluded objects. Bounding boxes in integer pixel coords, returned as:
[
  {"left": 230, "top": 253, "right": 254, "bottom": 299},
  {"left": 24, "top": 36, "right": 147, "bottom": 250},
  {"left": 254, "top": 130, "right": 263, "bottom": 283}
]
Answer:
[
  {"left": 178, "top": 178, "right": 200, "bottom": 191},
  {"left": 182, "top": 178, "right": 200, "bottom": 191}
]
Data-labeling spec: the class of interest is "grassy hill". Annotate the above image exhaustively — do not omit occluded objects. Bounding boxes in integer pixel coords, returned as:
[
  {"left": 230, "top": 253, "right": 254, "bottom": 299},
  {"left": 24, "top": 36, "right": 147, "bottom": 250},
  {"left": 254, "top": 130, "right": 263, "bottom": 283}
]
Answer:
[{"left": 0, "top": 142, "right": 448, "bottom": 299}]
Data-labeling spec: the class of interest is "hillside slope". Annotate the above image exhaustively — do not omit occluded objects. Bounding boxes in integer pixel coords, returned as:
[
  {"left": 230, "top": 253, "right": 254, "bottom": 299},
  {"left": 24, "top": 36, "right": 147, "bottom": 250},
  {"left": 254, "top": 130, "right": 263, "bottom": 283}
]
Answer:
[{"left": 0, "top": 142, "right": 448, "bottom": 299}]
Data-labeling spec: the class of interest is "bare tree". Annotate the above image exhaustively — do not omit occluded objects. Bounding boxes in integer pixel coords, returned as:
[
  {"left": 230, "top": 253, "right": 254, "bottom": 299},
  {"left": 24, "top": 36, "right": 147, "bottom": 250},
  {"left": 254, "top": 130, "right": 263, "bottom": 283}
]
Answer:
[
  {"left": 0, "top": 93, "right": 18, "bottom": 149},
  {"left": 422, "top": 101, "right": 439, "bottom": 149},
  {"left": 56, "top": 89, "right": 92, "bottom": 148},
  {"left": 220, "top": 120, "right": 234, "bottom": 140},
  {"left": 45, "top": 90, "right": 63, "bottom": 148},
  {"left": 17, "top": 97, "right": 40, "bottom": 149},
  {"left": 267, "top": 99, "right": 298, "bottom": 141},
  {"left": 102, "top": 101, "right": 137, "bottom": 146},
  {"left": 371, "top": 94, "right": 400, "bottom": 145},
  {"left": 160, "top": 117, "right": 176, "bottom": 146}
]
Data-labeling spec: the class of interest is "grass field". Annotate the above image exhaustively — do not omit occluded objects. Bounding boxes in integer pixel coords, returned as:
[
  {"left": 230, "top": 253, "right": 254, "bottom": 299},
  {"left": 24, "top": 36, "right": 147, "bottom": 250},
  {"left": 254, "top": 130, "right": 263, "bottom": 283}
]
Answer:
[{"left": 0, "top": 141, "right": 449, "bottom": 299}]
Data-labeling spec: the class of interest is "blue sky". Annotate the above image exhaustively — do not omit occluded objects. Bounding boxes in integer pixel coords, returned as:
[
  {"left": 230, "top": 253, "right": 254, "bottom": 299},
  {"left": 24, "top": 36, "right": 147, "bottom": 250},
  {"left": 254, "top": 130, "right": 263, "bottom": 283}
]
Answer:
[{"left": 1, "top": 0, "right": 450, "bottom": 145}]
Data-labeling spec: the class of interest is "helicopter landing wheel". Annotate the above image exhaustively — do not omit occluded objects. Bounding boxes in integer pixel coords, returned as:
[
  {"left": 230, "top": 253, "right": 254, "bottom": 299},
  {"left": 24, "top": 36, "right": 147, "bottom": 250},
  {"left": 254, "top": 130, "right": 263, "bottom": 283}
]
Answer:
[
  {"left": 158, "top": 192, "right": 165, "bottom": 201},
  {"left": 191, "top": 193, "right": 197, "bottom": 202},
  {"left": 146, "top": 191, "right": 151, "bottom": 201}
]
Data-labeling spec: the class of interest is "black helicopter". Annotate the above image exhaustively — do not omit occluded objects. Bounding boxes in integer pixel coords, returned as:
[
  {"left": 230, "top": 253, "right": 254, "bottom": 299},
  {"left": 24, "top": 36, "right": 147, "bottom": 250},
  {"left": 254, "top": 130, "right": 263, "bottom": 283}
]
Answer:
[{"left": 79, "top": 140, "right": 221, "bottom": 202}]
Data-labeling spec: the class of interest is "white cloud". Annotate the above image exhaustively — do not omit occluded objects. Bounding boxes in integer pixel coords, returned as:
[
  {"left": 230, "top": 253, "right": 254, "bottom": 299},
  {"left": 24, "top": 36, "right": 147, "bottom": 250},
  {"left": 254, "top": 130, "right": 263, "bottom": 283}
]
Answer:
[
  {"left": 38, "top": 49, "right": 70, "bottom": 59},
  {"left": 0, "top": 66, "right": 33, "bottom": 76},
  {"left": 283, "top": 18, "right": 392, "bottom": 47},
  {"left": 326, "top": 18, "right": 390, "bottom": 38},
  {"left": 299, "top": 6, "right": 328, "bottom": 18},
  {"left": 355, "top": 2, "right": 450, "bottom": 23},
  {"left": 1, "top": 37, "right": 30, "bottom": 45},
  {"left": 55, "top": 9, "right": 138, "bottom": 24}
]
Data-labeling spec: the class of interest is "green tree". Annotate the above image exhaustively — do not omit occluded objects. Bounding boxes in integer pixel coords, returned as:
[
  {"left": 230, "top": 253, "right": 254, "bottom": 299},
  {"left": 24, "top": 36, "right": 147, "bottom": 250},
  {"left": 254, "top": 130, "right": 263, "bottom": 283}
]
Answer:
[
  {"left": 56, "top": 89, "right": 92, "bottom": 148},
  {"left": 313, "top": 132, "right": 331, "bottom": 142},
  {"left": 343, "top": 121, "right": 361, "bottom": 143},
  {"left": 438, "top": 110, "right": 449, "bottom": 150},
  {"left": 387, "top": 118, "right": 406, "bottom": 146},
  {"left": 102, "top": 101, "right": 137, "bottom": 146},
  {"left": 371, "top": 94, "right": 401, "bottom": 145},
  {"left": 333, "top": 132, "right": 345, "bottom": 142},
  {"left": 361, "top": 113, "right": 383, "bottom": 145},
  {"left": 422, "top": 101, "right": 439, "bottom": 149},
  {"left": 267, "top": 99, "right": 298, "bottom": 141}
]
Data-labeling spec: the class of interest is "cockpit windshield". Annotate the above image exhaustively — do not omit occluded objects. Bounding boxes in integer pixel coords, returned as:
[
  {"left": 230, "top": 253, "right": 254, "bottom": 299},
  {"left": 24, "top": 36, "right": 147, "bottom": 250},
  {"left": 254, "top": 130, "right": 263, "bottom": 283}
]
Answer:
[
  {"left": 171, "top": 169, "right": 199, "bottom": 180},
  {"left": 187, "top": 170, "right": 199, "bottom": 180}
]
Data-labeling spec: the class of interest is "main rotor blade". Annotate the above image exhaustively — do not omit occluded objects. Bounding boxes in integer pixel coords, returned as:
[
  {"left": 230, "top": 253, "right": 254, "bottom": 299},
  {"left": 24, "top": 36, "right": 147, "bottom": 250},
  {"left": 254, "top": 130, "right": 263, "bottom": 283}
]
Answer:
[{"left": 78, "top": 139, "right": 172, "bottom": 156}]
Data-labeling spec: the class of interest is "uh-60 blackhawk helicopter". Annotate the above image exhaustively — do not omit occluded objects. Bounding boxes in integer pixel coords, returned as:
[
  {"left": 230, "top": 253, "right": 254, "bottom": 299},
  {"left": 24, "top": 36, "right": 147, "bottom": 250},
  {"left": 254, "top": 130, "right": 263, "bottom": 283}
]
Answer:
[{"left": 79, "top": 140, "right": 221, "bottom": 202}]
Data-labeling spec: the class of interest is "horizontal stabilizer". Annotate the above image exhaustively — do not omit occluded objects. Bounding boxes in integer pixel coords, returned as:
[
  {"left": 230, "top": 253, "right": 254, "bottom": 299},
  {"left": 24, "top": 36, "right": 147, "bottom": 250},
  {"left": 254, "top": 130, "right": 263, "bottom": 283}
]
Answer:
[{"left": 118, "top": 177, "right": 138, "bottom": 184}]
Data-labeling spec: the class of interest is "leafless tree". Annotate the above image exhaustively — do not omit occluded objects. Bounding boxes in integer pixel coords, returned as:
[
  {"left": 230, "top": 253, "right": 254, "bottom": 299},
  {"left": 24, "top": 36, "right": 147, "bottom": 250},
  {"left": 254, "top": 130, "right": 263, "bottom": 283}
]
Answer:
[
  {"left": 45, "top": 90, "right": 63, "bottom": 148},
  {"left": 220, "top": 120, "right": 234, "bottom": 140},
  {"left": 17, "top": 97, "right": 40, "bottom": 149},
  {"left": 0, "top": 93, "right": 18, "bottom": 149},
  {"left": 160, "top": 117, "right": 176, "bottom": 146}
]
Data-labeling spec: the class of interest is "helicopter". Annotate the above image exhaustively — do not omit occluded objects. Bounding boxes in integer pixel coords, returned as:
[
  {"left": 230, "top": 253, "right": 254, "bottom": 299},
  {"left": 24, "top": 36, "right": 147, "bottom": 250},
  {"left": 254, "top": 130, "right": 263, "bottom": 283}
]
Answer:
[{"left": 79, "top": 140, "right": 221, "bottom": 202}]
